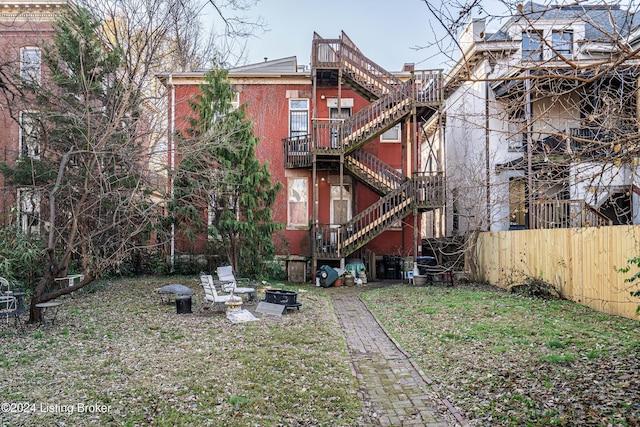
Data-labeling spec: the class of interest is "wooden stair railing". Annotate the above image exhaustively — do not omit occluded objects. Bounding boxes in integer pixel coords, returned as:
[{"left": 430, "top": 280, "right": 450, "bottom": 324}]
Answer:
[
  {"left": 584, "top": 204, "right": 614, "bottom": 227},
  {"left": 312, "top": 79, "right": 415, "bottom": 153},
  {"left": 313, "top": 173, "right": 444, "bottom": 259},
  {"left": 312, "top": 32, "right": 402, "bottom": 100},
  {"left": 283, "top": 135, "right": 313, "bottom": 168},
  {"left": 338, "top": 174, "right": 444, "bottom": 257},
  {"left": 532, "top": 199, "right": 613, "bottom": 229},
  {"left": 345, "top": 150, "right": 405, "bottom": 195},
  {"left": 313, "top": 223, "right": 341, "bottom": 259}
]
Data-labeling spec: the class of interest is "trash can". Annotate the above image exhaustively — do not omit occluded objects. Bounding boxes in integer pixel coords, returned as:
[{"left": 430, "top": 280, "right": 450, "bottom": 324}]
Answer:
[
  {"left": 384, "top": 256, "right": 401, "bottom": 279},
  {"left": 175, "top": 295, "right": 192, "bottom": 314},
  {"left": 318, "top": 265, "right": 338, "bottom": 288}
]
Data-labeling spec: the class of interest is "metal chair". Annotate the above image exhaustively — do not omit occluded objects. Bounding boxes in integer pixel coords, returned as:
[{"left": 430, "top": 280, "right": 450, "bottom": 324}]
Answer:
[
  {"left": 216, "top": 266, "right": 256, "bottom": 301},
  {"left": 199, "top": 275, "right": 239, "bottom": 312},
  {"left": 0, "top": 295, "right": 26, "bottom": 331}
]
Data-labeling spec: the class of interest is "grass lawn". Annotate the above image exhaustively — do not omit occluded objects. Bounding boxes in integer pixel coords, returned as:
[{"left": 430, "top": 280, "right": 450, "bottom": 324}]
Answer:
[
  {"left": 362, "top": 283, "right": 640, "bottom": 427},
  {"left": 0, "top": 276, "right": 364, "bottom": 426}
]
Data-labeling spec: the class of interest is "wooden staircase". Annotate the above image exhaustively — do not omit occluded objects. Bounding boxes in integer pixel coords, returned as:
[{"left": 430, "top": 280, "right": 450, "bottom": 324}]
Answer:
[
  {"left": 312, "top": 31, "right": 401, "bottom": 101},
  {"left": 284, "top": 31, "right": 445, "bottom": 260},
  {"left": 313, "top": 174, "right": 444, "bottom": 258},
  {"left": 345, "top": 149, "right": 405, "bottom": 195}
]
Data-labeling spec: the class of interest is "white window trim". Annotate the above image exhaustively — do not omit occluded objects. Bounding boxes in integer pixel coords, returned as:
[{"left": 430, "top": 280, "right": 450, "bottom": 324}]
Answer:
[
  {"left": 19, "top": 110, "right": 40, "bottom": 159},
  {"left": 287, "top": 176, "right": 309, "bottom": 228},
  {"left": 289, "top": 98, "right": 309, "bottom": 138},
  {"left": 20, "top": 46, "right": 41, "bottom": 83},
  {"left": 231, "top": 92, "right": 240, "bottom": 110},
  {"left": 521, "top": 27, "right": 575, "bottom": 62},
  {"left": 17, "top": 188, "right": 41, "bottom": 233},
  {"left": 380, "top": 124, "right": 401, "bottom": 143},
  {"left": 551, "top": 29, "right": 573, "bottom": 60}
]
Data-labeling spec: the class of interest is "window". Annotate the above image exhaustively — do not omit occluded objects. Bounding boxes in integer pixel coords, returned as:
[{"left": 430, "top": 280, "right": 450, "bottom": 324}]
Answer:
[
  {"left": 287, "top": 177, "right": 308, "bottom": 227},
  {"left": 20, "top": 47, "right": 41, "bottom": 83},
  {"left": 381, "top": 124, "right": 401, "bottom": 142},
  {"left": 552, "top": 30, "right": 572, "bottom": 59},
  {"left": 231, "top": 92, "right": 240, "bottom": 110},
  {"left": 18, "top": 188, "right": 40, "bottom": 233},
  {"left": 522, "top": 31, "right": 543, "bottom": 61},
  {"left": 507, "top": 106, "right": 526, "bottom": 152},
  {"left": 289, "top": 99, "right": 309, "bottom": 138},
  {"left": 20, "top": 111, "right": 40, "bottom": 159}
]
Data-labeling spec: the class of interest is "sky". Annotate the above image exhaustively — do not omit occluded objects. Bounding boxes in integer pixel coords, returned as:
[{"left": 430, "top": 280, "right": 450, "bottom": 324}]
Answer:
[{"left": 222, "top": 0, "right": 509, "bottom": 72}]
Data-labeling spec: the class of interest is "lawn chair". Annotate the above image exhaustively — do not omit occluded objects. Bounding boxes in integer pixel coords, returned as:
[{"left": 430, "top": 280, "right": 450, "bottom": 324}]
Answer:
[
  {"left": 199, "top": 274, "right": 239, "bottom": 312},
  {"left": 216, "top": 266, "right": 256, "bottom": 301},
  {"left": 0, "top": 295, "right": 26, "bottom": 331}
]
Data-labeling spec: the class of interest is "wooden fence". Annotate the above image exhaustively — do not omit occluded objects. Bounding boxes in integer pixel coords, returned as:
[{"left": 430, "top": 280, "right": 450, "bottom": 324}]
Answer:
[{"left": 475, "top": 225, "right": 640, "bottom": 320}]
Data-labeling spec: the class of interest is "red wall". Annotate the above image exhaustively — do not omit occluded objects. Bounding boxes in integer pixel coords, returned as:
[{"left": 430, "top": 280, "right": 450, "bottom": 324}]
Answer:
[
  {"left": 169, "top": 75, "right": 418, "bottom": 259},
  {"left": 0, "top": 15, "right": 58, "bottom": 225}
]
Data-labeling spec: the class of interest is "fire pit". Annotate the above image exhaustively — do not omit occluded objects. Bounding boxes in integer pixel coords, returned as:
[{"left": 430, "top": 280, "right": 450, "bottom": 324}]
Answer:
[{"left": 263, "top": 289, "right": 302, "bottom": 311}]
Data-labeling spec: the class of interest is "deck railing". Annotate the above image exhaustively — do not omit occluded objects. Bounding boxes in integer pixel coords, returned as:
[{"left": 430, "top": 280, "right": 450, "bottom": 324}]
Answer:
[
  {"left": 532, "top": 199, "right": 613, "bottom": 229},
  {"left": 283, "top": 135, "right": 313, "bottom": 168},
  {"left": 311, "top": 173, "right": 444, "bottom": 258},
  {"left": 312, "top": 31, "right": 401, "bottom": 99}
]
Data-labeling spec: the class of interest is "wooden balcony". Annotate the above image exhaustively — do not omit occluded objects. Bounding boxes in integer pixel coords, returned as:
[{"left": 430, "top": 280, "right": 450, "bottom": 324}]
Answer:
[{"left": 532, "top": 199, "right": 612, "bottom": 229}]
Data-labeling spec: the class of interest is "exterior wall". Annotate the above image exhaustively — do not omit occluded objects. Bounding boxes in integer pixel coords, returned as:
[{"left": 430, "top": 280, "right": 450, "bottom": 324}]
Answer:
[
  {"left": 167, "top": 76, "right": 315, "bottom": 256},
  {"left": 167, "top": 65, "right": 421, "bottom": 262},
  {"left": 0, "top": 1, "right": 64, "bottom": 225},
  {"left": 444, "top": 71, "right": 489, "bottom": 235}
]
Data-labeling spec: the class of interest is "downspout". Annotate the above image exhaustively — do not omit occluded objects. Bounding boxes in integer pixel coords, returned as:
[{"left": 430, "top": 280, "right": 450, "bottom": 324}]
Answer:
[
  {"left": 485, "top": 79, "right": 491, "bottom": 231},
  {"left": 338, "top": 67, "right": 345, "bottom": 270},
  {"left": 411, "top": 71, "right": 418, "bottom": 263},
  {"left": 439, "top": 99, "right": 445, "bottom": 236},
  {"left": 169, "top": 73, "right": 176, "bottom": 272},
  {"left": 312, "top": 71, "right": 318, "bottom": 278}
]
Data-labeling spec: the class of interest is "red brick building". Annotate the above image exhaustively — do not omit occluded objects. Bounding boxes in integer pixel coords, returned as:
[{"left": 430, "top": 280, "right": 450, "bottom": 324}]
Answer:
[
  {"left": 0, "top": 0, "right": 68, "bottom": 229},
  {"left": 161, "top": 32, "right": 444, "bottom": 281}
]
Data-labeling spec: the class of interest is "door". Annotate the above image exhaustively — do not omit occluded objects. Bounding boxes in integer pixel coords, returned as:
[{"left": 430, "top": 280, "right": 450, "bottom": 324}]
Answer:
[{"left": 330, "top": 107, "right": 351, "bottom": 148}]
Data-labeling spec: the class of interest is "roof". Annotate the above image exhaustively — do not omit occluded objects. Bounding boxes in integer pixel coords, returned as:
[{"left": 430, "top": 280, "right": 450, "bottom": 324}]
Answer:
[
  {"left": 229, "top": 56, "right": 305, "bottom": 76},
  {"left": 511, "top": 2, "right": 638, "bottom": 41}
]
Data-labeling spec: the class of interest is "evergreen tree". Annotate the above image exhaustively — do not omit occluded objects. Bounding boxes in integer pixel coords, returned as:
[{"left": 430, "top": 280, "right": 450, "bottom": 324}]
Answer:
[
  {"left": 0, "top": 6, "right": 157, "bottom": 321},
  {"left": 173, "top": 67, "right": 283, "bottom": 276}
]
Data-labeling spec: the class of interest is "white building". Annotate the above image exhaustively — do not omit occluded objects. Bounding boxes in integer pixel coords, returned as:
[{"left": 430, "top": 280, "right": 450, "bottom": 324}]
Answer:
[{"left": 436, "top": 2, "right": 640, "bottom": 235}]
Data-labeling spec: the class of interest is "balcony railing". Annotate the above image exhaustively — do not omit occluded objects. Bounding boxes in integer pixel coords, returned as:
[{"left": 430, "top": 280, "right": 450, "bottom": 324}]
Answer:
[
  {"left": 570, "top": 127, "right": 618, "bottom": 158},
  {"left": 283, "top": 135, "right": 313, "bottom": 168},
  {"left": 532, "top": 199, "right": 612, "bottom": 229}
]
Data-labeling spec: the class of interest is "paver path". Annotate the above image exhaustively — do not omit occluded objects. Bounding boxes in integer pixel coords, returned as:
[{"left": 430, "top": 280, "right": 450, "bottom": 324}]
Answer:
[{"left": 330, "top": 284, "right": 455, "bottom": 427}]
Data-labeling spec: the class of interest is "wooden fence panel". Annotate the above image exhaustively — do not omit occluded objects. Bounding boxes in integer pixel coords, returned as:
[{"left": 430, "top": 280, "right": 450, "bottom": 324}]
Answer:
[{"left": 476, "top": 226, "right": 640, "bottom": 320}]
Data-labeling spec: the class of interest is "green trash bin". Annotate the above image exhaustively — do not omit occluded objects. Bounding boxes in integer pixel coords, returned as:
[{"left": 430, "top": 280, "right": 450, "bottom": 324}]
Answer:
[{"left": 318, "top": 265, "right": 338, "bottom": 288}]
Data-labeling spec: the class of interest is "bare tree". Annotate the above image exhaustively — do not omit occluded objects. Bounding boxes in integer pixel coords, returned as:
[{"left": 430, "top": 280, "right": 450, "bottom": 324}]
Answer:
[
  {"left": 0, "top": 0, "right": 264, "bottom": 321},
  {"left": 418, "top": 1, "right": 640, "bottom": 278}
]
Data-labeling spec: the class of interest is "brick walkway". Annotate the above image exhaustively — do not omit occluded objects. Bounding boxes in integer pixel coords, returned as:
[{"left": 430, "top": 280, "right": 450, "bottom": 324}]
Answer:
[{"left": 330, "top": 284, "right": 459, "bottom": 427}]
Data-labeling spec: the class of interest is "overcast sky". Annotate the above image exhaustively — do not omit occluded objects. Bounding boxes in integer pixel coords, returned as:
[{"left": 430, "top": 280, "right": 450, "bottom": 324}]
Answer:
[{"left": 231, "top": 0, "right": 508, "bottom": 72}]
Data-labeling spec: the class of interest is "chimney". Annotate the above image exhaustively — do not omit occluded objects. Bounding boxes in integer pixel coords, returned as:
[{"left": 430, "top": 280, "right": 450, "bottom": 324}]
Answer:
[{"left": 403, "top": 63, "right": 415, "bottom": 72}]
